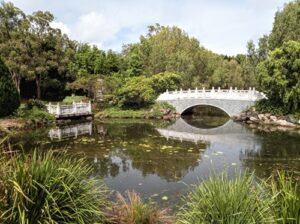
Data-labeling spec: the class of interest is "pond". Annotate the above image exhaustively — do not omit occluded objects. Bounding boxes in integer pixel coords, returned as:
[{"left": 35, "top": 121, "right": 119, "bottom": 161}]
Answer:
[{"left": 10, "top": 115, "right": 300, "bottom": 210}]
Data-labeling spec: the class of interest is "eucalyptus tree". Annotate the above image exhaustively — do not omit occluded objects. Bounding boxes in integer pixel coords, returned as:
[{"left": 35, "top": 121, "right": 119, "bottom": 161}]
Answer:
[
  {"left": 0, "top": 2, "right": 28, "bottom": 93},
  {"left": 269, "top": 0, "right": 300, "bottom": 50}
]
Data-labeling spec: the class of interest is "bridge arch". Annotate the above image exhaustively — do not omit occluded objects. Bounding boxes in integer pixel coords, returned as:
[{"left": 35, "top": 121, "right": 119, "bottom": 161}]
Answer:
[
  {"left": 181, "top": 103, "right": 231, "bottom": 117},
  {"left": 156, "top": 88, "right": 266, "bottom": 117}
]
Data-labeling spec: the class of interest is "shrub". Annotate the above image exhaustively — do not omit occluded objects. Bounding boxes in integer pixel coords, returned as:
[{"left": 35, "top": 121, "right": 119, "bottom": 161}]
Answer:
[
  {"left": 177, "top": 172, "right": 274, "bottom": 224},
  {"left": 25, "top": 99, "right": 46, "bottom": 110},
  {"left": 267, "top": 171, "right": 300, "bottom": 223},
  {"left": 150, "top": 72, "right": 182, "bottom": 94},
  {"left": 17, "top": 107, "right": 55, "bottom": 126},
  {"left": 117, "top": 76, "right": 155, "bottom": 108},
  {"left": 257, "top": 41, "right": 300, "bottom": 113},
  {"left": 110, "top": 191, "right": 172, "bottom": 224},
  {"left": 0, "top": 57, "right": 20, "bottom": 117},
  {"left": 255, "top": 99, "right": 286, "bottom": 116},
  {"left": 63, "top": 95, "right": 88, "bottom": 104},
  {"left": 0, "top": 150, "right": 109, "bottom": 224}
]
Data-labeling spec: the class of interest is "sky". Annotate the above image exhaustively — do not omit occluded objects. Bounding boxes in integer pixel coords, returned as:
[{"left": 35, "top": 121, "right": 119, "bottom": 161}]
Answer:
[{"left": 10, "top": 0, "right": 291, "bottom": 55}]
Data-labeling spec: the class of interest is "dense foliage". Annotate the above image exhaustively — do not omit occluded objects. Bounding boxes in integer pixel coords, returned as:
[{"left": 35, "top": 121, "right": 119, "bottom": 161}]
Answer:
[
  {"left": 269, "top": 0, "right": 300, "bottom": 50},
  {"left": 116, "top": 72, "right": 181, "bottom": 107},
  {"left": 0, "top": 150, "right": 108, "bottom": 223},
  {"left": 257, "top": 41, "right": 300, "bottom": 112},
  {"left": 123, "top": 24, "right": 256, "bottom": 89},
  {"left": 177, "top": 172, "right": 274, "bottom": 223},
  {"left": 0, "top": 57, "right": 20, "bottom": 117}
]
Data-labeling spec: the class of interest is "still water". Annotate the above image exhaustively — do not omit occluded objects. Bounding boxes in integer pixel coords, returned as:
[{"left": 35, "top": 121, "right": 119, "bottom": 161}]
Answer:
[{"left": 13, "top": 116, "right": 300, "bottom": 209}]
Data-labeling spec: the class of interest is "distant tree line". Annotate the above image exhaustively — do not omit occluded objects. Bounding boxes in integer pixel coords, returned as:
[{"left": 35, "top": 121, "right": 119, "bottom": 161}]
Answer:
[{"left": 0, "top": 0, "right": 299, "bottom": 113}]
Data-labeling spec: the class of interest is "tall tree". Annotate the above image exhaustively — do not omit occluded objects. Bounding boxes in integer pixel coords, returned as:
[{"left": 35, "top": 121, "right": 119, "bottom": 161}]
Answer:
[
  {"left": 0, "top": 57, "right": 20, "bottom": 117},
  {"left": 25, "top": 11, "right": 72, "bottom": 99},
  {"left": 269, "top": 0, "right": 300, "bottom": 50},
  {"left": 257, "top": 40, "right": 300, "bottom": 112},
  {"left": 123, "top": 24, "right": 217, "bottom": 88},
  {"left": 0, "top": 2, "right": 28, "bottom": 93}
]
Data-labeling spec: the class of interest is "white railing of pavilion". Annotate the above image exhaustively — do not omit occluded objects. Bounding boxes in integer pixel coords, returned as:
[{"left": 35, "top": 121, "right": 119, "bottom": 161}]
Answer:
[{"left": 47, "top": 101, "right": 92, "bottom": 116}]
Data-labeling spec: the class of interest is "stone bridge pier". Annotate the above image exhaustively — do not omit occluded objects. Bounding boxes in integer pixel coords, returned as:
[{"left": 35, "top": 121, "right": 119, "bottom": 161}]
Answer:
[{"left": 157, "top": 87, "right": 266, "bottom": 117}]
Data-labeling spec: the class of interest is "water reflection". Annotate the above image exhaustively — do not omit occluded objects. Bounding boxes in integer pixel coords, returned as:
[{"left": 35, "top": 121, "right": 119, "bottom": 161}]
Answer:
[
  {"left": 157, "top": 118, "right": 261, "bottom": 147},
  {"left": 49, "top": 122, "right": 92, "bottom": 140},
  {"left": 182, "top": 115, "right": 229, "bottom": 129},
  {"left": 15, "top": 117, "right": 300, "bottom": 207}
]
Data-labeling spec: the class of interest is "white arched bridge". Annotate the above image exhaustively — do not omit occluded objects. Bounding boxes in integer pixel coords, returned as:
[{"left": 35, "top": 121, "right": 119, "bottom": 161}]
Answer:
[{"left": 157, "top": 87, "right": 266, "bottom": 117}]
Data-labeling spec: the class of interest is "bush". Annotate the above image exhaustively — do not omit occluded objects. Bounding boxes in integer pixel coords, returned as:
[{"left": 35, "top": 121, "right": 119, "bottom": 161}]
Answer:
[
  {"left": 0, "top": 150, "right": 109, "bottom": 224},
  {"left": 115, "top": 72, "right": 182, "bottom": 109},
  {"left": 17, "top": 107, "right": 55, "bottom": 126},
  {"left": 110, "top": 191, "right": 172, "bottom": 224},
  {"left": 117, "top": 76, "right": 155, "bottom": 108},
  {"left": 267, "top": 171, "right": 300, "bottom": 223},
  {"left": 25, "top": 99, "right": 46, "bottom": 110},
  {"left": 257, "top": 41, "right": 300, "bottom": 113},
  {"left": 177, "top": 172, "right": 274, "bottom": 224},
  {"left": 0, "top": 58, "right": 20, "bottom": 117},
  {"left": 255, "top": 99, "right": 286, "bottom": 116},
  {"left": 150, "top": 72, "right": 182, "bottom": 94},
  {"left": 63, "top": 95, "right": 88, "bottom": 104}
]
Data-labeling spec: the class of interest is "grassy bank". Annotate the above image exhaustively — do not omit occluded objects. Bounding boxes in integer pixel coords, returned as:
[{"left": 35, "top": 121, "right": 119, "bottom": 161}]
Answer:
[
  {"left": 95, "top": 102, "right": 177, "bottom": 119},
  {"left": 0, "top": 100, "right": 55, "bottom": 133}
]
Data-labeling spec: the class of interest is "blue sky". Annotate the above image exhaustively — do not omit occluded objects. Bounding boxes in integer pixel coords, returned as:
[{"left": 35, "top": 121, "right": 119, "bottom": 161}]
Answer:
[{"left": 10, "top": 0, "right": 290, "bottom": 55}]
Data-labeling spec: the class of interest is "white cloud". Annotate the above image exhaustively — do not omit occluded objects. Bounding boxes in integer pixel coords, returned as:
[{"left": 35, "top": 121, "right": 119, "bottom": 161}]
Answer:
[
  {"left": 50, "top": 21, "right": 71, "bottom": 35},
  {"left": 71, "top": 12, "right": 120, "bottom": 47},
  {"left": 9, "top": 0, "right": 292, "bottom": 55}
]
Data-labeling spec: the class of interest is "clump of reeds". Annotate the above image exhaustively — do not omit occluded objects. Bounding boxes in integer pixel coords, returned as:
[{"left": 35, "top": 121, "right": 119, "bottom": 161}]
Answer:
[
  {"left": 110, "top": 190, "right": 173, "bottom": 224},
  {"left": 0, "top": 150, "right": 109, "bottom": 224},
  {"left": 177, "top": 172, "right": 275, "bottom": 224},
  {"left": 267, "top": 171, "right": 300, "bottom": 223}
]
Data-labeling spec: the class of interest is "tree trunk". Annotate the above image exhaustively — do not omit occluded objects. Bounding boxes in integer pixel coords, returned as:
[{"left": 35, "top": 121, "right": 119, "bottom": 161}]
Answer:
[
  {"left": 36, "top": 75, "right": 42, "bottom": 99},
  {"left": 11, "top": 71, "right": 21, "bottom": 93}
]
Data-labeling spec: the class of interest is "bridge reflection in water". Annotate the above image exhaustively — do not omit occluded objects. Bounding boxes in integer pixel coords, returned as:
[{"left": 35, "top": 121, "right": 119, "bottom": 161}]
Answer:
[
  {"left": 49, "top": 122, "right": 92, "bottom": 140},
  {"left": 156, "top": 118, "right": 260, "bottom": 147}
]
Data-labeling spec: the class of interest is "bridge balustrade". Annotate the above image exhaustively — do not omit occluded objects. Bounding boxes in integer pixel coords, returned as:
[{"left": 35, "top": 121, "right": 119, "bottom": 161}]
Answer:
[{"left": 157, "top": 87, "right": 266, "bottom": 101}]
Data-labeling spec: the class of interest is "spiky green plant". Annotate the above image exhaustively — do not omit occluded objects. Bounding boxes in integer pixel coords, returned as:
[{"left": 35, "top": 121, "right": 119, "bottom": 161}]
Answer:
[
  {"left": 110, "top": 191, "right": 172, "bottom": 224},
  {"left": 268, "top": 171, "right": 300, "bottom": 224},
  {"left": 177, "top": 172, "right": 274, "bottom": 224},
  {"left": 0, "top": 150, "right": 109, "bottom": 224}
]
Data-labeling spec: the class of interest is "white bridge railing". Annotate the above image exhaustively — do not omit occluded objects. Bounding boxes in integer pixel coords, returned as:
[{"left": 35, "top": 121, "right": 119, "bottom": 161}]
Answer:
[
  {"left": 47, "top": 101, "right": 92, "bottom": 117},
  {"left": 157, "top": 87, "right": 266, "bottom": 101},
  {"left": 49, "top": 122, "right": 92, "bottom": 140}
]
